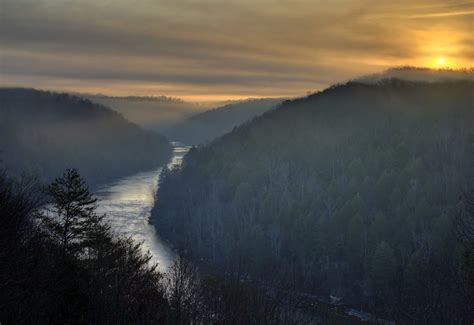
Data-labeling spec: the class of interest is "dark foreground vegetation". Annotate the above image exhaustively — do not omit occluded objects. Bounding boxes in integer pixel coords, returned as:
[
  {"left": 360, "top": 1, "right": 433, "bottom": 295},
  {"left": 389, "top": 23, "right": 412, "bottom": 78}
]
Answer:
[
  {"left": 152, "top": 79, "right": 474, "bottom": 323},
  {"left": 0, "top": 169, "right": 168, "bottom": 323},
  {"left": 0, "top": 88, "right": 172, "bottom": 187},
  {"left": 0, "top": 169, "right": 376, "bottom": 324}
]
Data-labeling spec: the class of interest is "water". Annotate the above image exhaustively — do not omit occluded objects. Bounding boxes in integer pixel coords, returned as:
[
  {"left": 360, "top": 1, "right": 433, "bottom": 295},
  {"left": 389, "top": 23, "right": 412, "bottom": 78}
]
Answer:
[{"left": 95, "top": 142, "right": 190, "bottom": 271}]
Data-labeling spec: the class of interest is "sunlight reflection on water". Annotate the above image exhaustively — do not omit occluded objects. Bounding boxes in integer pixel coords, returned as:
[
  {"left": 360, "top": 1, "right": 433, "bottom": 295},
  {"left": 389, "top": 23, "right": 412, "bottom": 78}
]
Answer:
[{"left": 95, "top": 142, "right": 190, "bottom": 272}]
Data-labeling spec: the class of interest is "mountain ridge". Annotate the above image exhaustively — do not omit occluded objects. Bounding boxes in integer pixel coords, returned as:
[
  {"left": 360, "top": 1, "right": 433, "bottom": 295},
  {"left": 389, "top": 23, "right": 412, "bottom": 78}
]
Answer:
[
  {"left": 0, "top": 87, "right": 172, "bottom": 186},
  {"left": 165, "top": 97, "right": 285, "bottom": 145},
  {"left": 152, "top": 78, "right": 474, "bottom": 323}
]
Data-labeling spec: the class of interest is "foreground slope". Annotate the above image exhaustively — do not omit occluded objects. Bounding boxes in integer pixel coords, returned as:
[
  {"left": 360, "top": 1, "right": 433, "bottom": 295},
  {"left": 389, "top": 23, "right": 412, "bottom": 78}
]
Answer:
[
  {"left": 0, "top": 88, "right": 172, "bottom": 185},
  {"left": 153, "top": 79, "right": 474, "bottom": 322},
  {"left": 166, "top": 98, "right": 285, "bottom": 144}
]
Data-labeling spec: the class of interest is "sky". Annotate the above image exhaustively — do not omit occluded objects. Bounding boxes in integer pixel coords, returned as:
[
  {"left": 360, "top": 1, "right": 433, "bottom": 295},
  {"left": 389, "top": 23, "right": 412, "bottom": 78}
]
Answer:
[{"left": 0, "top": 0, "right": 473, "bottom": 102}]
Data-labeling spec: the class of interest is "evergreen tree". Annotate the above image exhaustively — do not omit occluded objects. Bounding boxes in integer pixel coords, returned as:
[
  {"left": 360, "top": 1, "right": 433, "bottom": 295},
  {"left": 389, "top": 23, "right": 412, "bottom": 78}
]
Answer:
[{"left": 44, "top": 168, "right": 107, "bottom": 256}]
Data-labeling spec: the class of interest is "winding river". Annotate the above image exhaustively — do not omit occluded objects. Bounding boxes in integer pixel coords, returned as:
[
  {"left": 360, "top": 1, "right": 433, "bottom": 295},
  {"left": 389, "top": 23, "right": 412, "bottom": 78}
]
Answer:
[{"left": 95, "top": 142, "right": 190, "bottom": 272}]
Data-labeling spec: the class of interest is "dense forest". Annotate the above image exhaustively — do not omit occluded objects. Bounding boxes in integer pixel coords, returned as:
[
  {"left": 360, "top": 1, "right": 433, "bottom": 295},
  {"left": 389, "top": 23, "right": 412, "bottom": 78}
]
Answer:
[
  {"left": 166, "top": 98, "right": 284, "bottom": 145},
  {"left": 0, "top": 88, "right": 172, "bottom": 186},
  {"left": 152, "top": 79, "right": 474, "bottom": 323},
  {"left": 1, "top": 169, "right": 368, "bottom": 324}
]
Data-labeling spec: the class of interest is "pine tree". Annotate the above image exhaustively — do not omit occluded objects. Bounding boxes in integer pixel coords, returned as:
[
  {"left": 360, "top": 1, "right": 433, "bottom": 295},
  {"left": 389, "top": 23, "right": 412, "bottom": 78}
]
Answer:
[{"left": 44, "top": 168, "right": 108, "bottom": 256}]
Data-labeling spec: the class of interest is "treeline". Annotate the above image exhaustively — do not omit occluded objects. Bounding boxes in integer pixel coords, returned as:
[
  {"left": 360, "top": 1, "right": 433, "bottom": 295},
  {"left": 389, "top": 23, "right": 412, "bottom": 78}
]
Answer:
[
  {"left": 0, "top": 88, "right": 172, "bottom": 187},
  {"left": 165, "top": 98, "right": 284, "bottom": 145},
  {"left": 152, "top": 79, "right": 474, "bottom": 323},
  {"left": 0, "top": 169, "right": 357, "bottom": 324}
]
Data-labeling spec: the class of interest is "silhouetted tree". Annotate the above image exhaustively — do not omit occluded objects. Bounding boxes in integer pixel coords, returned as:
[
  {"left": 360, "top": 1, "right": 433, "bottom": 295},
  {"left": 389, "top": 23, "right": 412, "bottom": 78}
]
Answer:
[
  {"left": 164, "top": 254, "right": 202, "bottom": 324},
  {"left": 44, "top": 169, "right": 106, "bottom": 256}
]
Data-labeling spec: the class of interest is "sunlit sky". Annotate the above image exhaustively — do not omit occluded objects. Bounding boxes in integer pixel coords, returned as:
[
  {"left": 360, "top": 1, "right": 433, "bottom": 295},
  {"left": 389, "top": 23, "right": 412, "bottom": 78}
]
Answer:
[{"left": 1, "top": 0, "right": 473, "bottom": 102}]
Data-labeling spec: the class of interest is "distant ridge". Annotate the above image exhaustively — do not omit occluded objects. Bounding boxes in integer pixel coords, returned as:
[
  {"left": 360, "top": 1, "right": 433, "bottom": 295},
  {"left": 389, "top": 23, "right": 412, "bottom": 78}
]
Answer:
[
  {"left": 81, "top": 93, "right": 209, "bottom": 133},
  {"left": 0, "top": 88, "right": 172, "bottom": 186},
  {"left": 357, "top": 66, "right": 474, "bottom": 83},
  {"left": 165, "top": 97, "right": 285, "bottom": 145},
  {"left": 84, "top": 93, "right": 188, "bottom": 104}
]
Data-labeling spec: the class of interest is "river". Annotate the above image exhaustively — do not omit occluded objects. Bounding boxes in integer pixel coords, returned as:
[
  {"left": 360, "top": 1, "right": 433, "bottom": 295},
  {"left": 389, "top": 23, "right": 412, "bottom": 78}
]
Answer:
[{"left": 95, "top": 142, "right": 190, "bottom": 272}]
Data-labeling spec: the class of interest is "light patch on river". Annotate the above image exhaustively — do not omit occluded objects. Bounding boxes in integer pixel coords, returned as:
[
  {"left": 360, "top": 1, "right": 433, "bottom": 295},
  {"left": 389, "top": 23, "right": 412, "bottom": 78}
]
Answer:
[{"left": 95, "top": 142, "right": 190, "bottom": 272}]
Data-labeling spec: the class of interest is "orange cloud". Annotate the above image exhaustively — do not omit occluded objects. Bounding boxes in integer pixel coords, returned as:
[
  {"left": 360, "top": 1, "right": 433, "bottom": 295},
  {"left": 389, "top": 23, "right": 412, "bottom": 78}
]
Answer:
[{"left": 0, "top": 0, "right": 472, "bottom": 101}]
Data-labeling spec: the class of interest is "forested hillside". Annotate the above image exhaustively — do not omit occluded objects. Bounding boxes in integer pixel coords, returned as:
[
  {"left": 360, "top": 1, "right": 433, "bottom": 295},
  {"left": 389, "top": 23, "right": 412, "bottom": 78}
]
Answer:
[
  {"left": 152, "top": 79, "right": 474, "bottom": 323},
  {"left": 1, "top": 169, "right": 358, "bottom": 324},
  {"left": 0, "top": 88, "right": 172, "bottom": 186},
  {"left": 166, "top": 98, "right": 284, "bottom": 145}
]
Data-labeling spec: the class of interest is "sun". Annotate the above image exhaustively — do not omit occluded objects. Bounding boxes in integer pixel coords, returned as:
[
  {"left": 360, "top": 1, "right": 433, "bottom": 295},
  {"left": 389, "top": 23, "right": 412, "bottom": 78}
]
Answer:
[{"left": 436, "top": 57, "right": 446, "bottom": 67}]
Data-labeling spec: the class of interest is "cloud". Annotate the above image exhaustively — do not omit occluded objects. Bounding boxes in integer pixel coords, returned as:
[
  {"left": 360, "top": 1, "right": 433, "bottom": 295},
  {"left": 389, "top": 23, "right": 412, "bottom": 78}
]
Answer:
[
  {"left": 0, "top": 0, "right": 473, "bottom": 100},
  {"left": 404, "top": 10, "right": 474, "bottom": 18}
]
